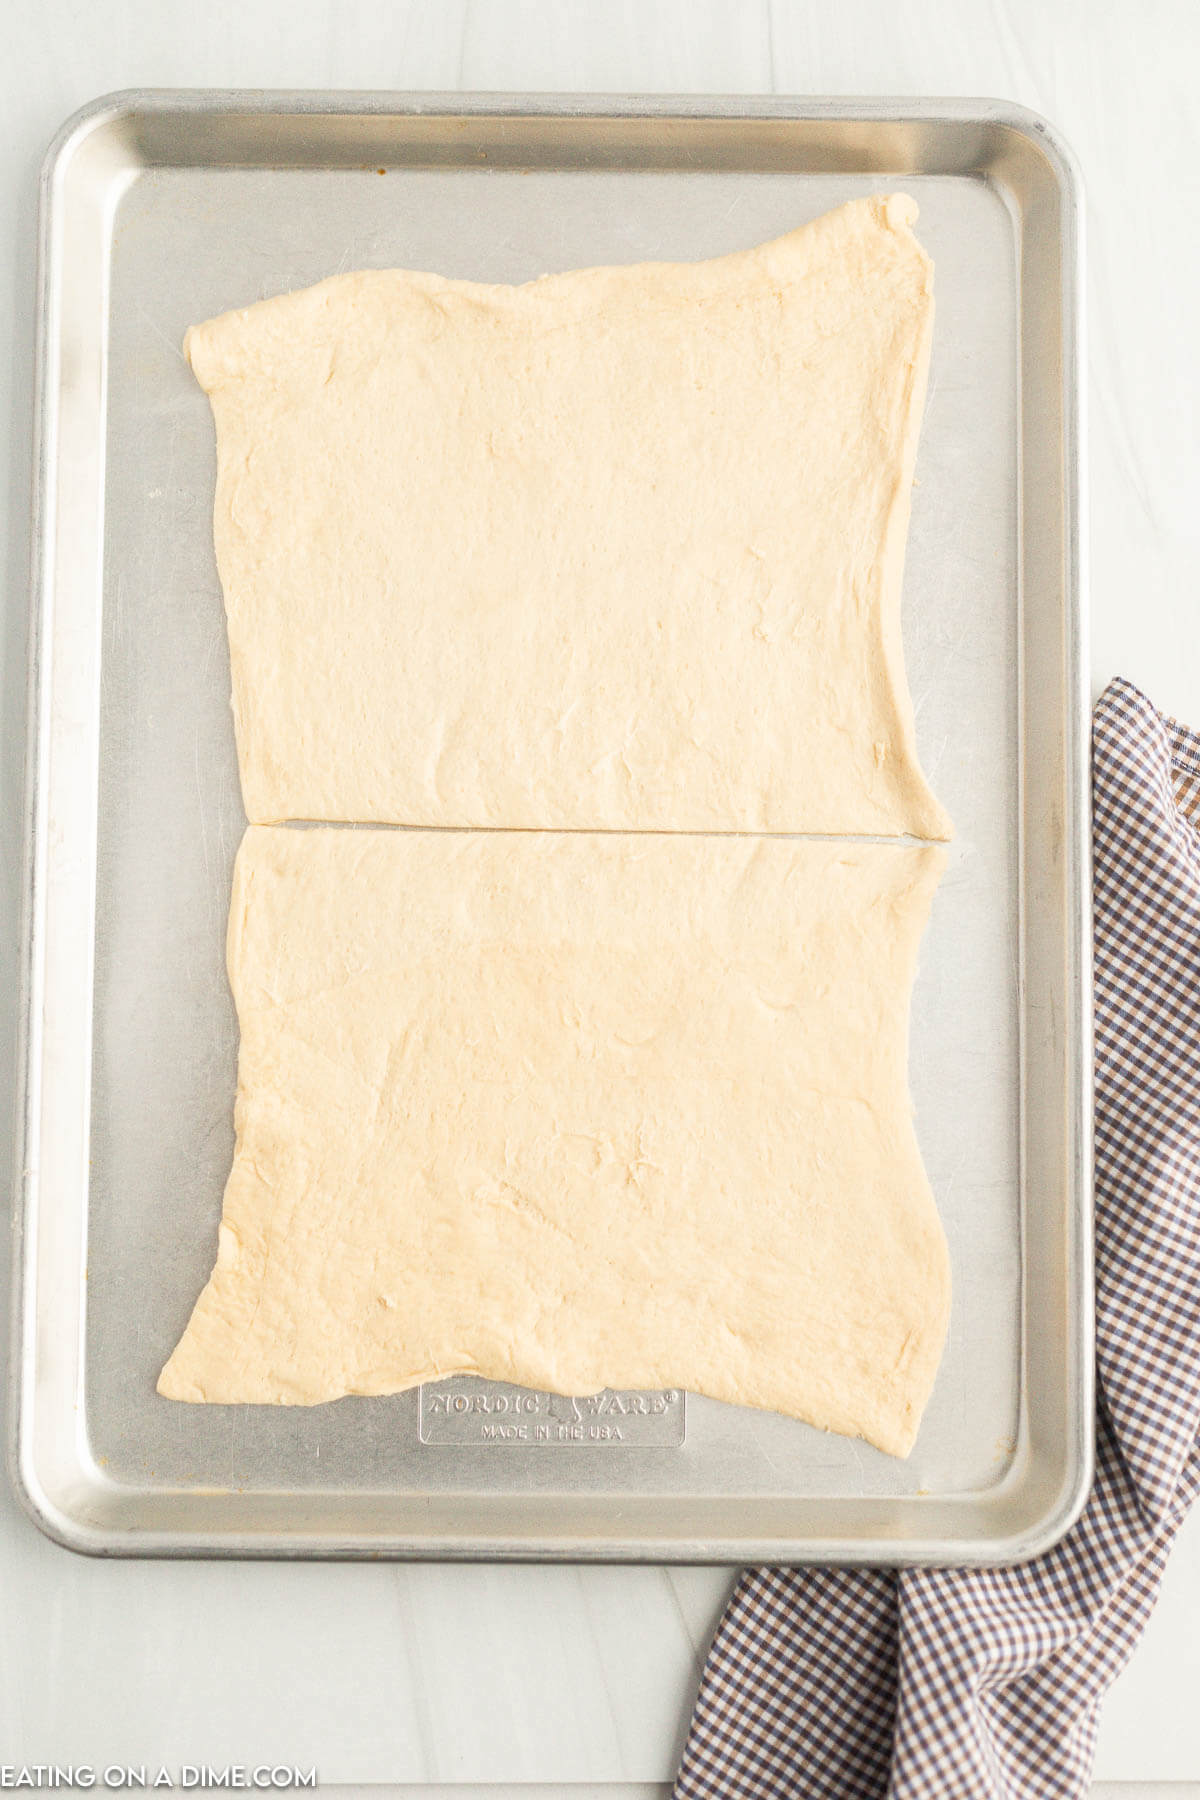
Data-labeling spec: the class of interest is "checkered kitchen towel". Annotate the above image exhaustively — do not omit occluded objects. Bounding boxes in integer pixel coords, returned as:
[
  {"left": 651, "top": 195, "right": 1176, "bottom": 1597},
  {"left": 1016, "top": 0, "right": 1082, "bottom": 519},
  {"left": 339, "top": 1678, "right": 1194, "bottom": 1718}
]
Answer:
[{"left": 675, "top": 677, "right": 1200, "bottom": 1799}]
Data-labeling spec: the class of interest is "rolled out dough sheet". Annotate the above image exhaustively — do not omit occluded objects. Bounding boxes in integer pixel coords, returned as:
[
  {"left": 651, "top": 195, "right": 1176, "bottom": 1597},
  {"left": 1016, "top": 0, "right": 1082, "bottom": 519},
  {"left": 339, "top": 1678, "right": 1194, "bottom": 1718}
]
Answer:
[
  {"left": 188, "top": 195, "right": 951, "bottom": 838},
  {"left": 159, "top": 827, "right": 951, "bottom": 1457}
]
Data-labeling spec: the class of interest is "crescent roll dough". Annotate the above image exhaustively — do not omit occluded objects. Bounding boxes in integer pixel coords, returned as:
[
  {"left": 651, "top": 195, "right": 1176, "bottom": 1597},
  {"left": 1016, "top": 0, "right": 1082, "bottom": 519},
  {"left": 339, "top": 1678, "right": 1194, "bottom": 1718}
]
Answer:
[
  {"left": 159, "top": 828, "right": 950, "bottom": 1457},
  {"left": 187, "top": 195, "right": 950, "bottom": 838}
]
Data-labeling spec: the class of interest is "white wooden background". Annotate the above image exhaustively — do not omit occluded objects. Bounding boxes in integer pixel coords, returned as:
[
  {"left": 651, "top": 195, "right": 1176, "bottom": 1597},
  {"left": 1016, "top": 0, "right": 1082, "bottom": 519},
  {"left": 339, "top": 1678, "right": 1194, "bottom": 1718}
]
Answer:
[{"left": 2, "top": 1, "right": 1199, "bottom": 1794}]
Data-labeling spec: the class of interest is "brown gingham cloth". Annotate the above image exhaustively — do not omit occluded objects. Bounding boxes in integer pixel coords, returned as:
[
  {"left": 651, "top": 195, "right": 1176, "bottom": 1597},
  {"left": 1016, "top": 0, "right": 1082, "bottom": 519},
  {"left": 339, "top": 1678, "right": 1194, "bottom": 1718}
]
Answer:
[{"left": 675, "top": 677, "right": 1200, "bottom": 1800}]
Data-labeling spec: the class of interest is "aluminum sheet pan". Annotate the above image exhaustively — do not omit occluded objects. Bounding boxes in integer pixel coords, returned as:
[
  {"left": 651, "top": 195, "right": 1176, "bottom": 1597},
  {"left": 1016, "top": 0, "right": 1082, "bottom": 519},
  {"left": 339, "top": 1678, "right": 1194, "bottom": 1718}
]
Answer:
[{"left": 11, "top": 91, "right": 1092, "bottom": 1562}]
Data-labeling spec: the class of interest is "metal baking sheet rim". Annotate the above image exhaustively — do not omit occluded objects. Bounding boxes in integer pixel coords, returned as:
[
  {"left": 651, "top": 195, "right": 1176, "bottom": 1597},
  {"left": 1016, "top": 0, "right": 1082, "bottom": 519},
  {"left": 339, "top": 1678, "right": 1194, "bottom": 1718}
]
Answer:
[{"left": 10, "top": 90, "right": 1094, "bottom": 1563}]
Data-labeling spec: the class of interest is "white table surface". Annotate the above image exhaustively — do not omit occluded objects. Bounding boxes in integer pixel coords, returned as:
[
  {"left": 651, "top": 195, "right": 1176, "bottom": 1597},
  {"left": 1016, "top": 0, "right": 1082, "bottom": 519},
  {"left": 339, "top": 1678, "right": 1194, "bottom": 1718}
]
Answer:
[{"left": 3, "top": 0, "right": 1200, "bottom": 1790}]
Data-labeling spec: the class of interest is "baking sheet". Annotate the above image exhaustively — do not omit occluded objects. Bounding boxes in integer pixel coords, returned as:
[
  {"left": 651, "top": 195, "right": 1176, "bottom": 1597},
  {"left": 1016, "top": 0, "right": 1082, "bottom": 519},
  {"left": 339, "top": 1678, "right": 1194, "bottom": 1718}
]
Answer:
[{"left": 11, "top": 93, "right": 1091, "bottom": 1561}]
